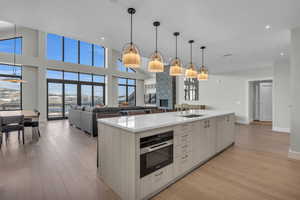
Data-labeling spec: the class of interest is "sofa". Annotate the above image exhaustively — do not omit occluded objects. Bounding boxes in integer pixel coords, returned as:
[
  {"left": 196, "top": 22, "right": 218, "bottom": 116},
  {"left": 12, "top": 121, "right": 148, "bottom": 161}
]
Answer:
[{"left": 68, "top": 105, "right": 158, "bottom": 137}]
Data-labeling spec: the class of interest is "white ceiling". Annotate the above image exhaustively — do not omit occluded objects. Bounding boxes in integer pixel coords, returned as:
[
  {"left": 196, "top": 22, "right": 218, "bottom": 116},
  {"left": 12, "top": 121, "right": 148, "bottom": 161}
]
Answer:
[{"left": 0, "top": 0, "right": 299, "bottom": 73}]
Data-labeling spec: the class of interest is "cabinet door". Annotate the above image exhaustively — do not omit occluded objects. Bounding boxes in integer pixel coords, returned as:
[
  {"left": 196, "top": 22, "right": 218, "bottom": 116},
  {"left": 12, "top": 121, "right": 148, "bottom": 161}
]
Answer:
[
  {"left": 191, "top": 121, "right": 203, "bottom": 166},
  {"left": 206, "top": 118, "right": 217, "bottom": 158},
  {"left": 224, "top": 115, "right": 235, "bottom": 145},
  {"left": 216, "top": 117, "right": 225, "bottom": 153},
  {"left": 140, "top": 165, "right": 173, "bottom": 199}
]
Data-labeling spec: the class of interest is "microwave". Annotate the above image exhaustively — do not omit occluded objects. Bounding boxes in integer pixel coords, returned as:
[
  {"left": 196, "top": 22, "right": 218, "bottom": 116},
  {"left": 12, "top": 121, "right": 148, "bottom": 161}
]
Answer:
[{"left": 140, "top": 131, "right": 173, "bottom": 178}]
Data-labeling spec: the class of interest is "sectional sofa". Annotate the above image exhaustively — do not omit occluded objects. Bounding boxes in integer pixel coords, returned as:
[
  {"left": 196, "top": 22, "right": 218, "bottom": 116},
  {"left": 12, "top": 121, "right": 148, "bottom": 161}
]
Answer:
[{"left": 68, "top": 105, "right": 158, "bottom": 137}]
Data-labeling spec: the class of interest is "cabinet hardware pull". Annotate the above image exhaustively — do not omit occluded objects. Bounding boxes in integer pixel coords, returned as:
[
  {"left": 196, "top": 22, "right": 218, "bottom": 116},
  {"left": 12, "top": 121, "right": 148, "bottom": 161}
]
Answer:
[
  {"left": 182, "top": 134, "right": 188, "bottom": 138},
  {"left": 155, "top": 171, "right": 163, "bottom": 176}
]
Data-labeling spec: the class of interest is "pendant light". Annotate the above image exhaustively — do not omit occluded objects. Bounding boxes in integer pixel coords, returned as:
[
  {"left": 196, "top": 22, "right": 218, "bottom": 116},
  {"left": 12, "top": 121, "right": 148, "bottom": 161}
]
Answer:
[
  {"left": 185, "top": 40, "right": 198, "bottom": 79},
  {"left": 148, "top": 21, "right": 164, "bottom": 72},
  {"left": 198, "top": 46, "right": 208, "bottom": 80},
  {"left": 1, "top": 24, "right": 26, "bottom": 83},
  {"left": 169, "top": 32, "right": 183, "bottom": 76},
  {"left": 121, "top": 8, "right": 141, "bottom": 68}
]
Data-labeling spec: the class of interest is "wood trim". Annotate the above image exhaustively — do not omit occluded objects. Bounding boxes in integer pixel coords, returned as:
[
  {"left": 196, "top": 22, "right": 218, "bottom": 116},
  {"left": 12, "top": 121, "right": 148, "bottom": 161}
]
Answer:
[{"left": 272, "top": 127, "right": 290, "bottom": 133}]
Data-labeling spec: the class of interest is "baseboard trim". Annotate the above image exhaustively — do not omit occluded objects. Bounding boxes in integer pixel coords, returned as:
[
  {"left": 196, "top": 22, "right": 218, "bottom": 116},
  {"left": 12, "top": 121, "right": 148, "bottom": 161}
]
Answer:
[
  {"left": 236, "top": 120, "right": 250, "bottom": 125},
  {"left": 288, "top": 149, "right": 300, "bottom": 160},
  {"left": 272, "top": 127, "right": 290, "bottom": 133}
]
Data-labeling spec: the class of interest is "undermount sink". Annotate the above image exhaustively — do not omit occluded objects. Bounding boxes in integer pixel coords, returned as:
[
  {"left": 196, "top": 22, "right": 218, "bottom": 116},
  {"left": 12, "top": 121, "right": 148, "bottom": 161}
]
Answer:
[{"left": 181, "top": 114, "right": 205, "bottom": 118}]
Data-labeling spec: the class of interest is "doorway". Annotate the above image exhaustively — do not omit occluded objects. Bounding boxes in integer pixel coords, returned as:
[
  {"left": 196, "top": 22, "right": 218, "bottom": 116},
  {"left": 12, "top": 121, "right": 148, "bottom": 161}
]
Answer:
[{"left": 249, "top": 80, "right": 273, "bottom": 123}]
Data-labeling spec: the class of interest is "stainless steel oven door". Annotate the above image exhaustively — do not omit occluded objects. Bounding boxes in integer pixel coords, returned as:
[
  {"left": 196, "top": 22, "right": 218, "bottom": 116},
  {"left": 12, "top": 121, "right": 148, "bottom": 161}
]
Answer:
[{"left": 140, "top": 140, "right": 173, "bottom": 178}]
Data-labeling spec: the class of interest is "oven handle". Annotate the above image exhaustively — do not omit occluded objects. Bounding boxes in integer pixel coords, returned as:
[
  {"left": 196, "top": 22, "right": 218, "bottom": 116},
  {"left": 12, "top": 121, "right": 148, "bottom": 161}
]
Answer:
[{"left": 140, "top": 141, "right": 173, "bottom": 154}]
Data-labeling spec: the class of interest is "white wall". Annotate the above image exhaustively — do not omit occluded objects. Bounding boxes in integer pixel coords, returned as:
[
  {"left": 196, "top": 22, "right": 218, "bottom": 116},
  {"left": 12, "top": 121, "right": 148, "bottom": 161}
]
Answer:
[
  {"left": 272, "top": 59, "right": 290, "bottom": 132},
  {"left": 22, "top": 65, "right": 37, "bottom": 110},
  {"left": 290, "top": 27, "right": 300, "bottom": 153},
  {"left": 177, "top": 67, "right": 273, "bottom": 124}
]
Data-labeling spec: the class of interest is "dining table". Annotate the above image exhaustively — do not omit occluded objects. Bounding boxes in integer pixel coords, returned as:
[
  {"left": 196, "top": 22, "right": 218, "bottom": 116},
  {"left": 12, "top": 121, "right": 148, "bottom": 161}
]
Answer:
[
  {"left": 0, "top": 110, "right": 40, "bottom": 144},
  {"left": 0, "top": 110, "right": 38, "bottom": 119}
]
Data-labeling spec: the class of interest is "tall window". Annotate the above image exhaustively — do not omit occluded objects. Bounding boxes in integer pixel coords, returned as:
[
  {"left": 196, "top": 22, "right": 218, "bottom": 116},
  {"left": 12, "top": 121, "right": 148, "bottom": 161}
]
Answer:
[
  {"left": 117, "top": 59, "right": 135, "bottom": 73},
  {"left": 47, "top": 33, "right": 63, "bottom": 61},
  {"left": 118, "top": 78, "right": 136, "bottom": 106},
  {"left": 0, "top": 37, "right": 22, "bottom": 55},
  {"left": 46, "top": 33, "right": 105, "bottom": 67},
  {"left": 0, "top": 64, "right": 22, "bottom": 110},
  {"left": 64, "top": 37, "right": 78, "bottom": 63},
  {"left": 47, "top": 70, "right": 105, "bottom": 119},
  {"left": 184, "top": 78, "right": 199, "bottom": 101}
]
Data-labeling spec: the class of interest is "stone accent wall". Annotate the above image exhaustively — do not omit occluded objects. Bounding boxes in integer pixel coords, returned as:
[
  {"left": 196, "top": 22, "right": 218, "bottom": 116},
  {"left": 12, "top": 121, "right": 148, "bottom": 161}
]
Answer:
[{"left": 156, "top": 66, "right": 176, "bottom": 109}]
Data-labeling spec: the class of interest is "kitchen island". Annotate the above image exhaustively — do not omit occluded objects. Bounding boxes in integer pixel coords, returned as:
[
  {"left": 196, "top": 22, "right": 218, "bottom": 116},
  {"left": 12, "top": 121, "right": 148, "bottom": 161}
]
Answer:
[{"left": 97, "top": 110, "right": 235, "bottom": 200}]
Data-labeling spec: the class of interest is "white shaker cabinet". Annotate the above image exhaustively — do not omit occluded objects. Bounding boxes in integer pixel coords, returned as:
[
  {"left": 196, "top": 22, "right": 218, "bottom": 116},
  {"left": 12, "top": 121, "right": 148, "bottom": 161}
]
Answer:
[{"left": 216, "top": 114, "right": 235, "bottom": 153}]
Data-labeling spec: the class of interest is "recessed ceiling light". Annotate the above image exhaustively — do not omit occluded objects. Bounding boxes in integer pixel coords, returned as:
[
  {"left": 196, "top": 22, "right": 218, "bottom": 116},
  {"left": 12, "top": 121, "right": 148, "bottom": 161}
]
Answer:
[
  {"left": 280, "top": 52, "right": 284, "bottom": 56},
  {"left": 265, "top": 25, "right": 271, "bottom": 30},
  {"left": 100, "top": 37, "right": 105, "bottom": 40}
]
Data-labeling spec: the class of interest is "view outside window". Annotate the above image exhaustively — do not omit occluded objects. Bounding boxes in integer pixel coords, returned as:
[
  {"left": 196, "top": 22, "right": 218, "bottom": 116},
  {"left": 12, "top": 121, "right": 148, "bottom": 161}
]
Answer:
[
  {"left": 81, "top": 85, "right": 92, "bottom": 106},
  {"left": 64, "top": 84, "right": 77, "bottom": 116},
  {"left": 0, "top": 37, "right": 22, "bottom": 54},
  {"left": 48, "top": 82, "right": 63, "bottom": 118},
  {"left": 0, "top": 64, "right": 22, "bottom": 110},
  {"left": 79, "top": 41, "right": 93, "bottom": 66},
  {"left": 47, "top": 33, "right": 63, "bottom": 61},
  {"left": 94, "top": 85, "right": 104, "bottom": 106},
  {"left": 93, "top": 45, "right": 105, "bottom": 67},
  {"left": 118, "top": 77, "right": 136, "bottom": 106},
  {"left": 46, "top": 33, "right": 105, "bottom": 67},
  {"left": 64, "top": 37, "right": 78, "bottom": 63},
  {"left": 46, "top": 70, "right": 105, "bottom": 119}
]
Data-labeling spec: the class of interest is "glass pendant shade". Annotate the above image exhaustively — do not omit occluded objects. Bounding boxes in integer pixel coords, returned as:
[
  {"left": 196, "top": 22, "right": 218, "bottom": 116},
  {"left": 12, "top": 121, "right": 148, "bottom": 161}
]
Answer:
[
  {"left": 185, "top": 63, "right": 198, "bottom": 78},
  {"left": 122, "top": 43, "right": 141, "bottom": 68},
  {"left": 169, "top": 58, "right": 183, "bottom": 76},
  {"left": 148, "top": 51, "right": 164, "bottom": 72},
  {"left": 148, "top": 21, "right": 164, "bottom": 72},
  {"left": 198, "top": 66, "right": 208, "bottom": 80},
  {"left": 185, "top": 40, "right": 197, "bottom": 79},
  {"left": 198, "top": 46, "right": 208, "bottom": 80},
  {"left": 121, "top": 8, "right": 140, "bottom": 68},
  {"left": 169, "top": 32, "right": 183, "bottom": 76}
]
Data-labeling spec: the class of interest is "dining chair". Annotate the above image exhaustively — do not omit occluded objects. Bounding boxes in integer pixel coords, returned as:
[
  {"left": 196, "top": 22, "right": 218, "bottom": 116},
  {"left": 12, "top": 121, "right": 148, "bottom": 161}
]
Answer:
[
  {"left": 1, "top": 115, "right": 25, "bottom": 145},
  {"left": 24, "top": 109, "right": 41, "bottom": 138}
]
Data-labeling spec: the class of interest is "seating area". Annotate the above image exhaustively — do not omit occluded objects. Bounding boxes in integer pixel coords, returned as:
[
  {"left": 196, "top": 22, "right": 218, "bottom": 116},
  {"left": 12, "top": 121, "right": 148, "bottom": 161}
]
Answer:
[{"left": 68, "top": 105, "right": 160, "bottom": 136}]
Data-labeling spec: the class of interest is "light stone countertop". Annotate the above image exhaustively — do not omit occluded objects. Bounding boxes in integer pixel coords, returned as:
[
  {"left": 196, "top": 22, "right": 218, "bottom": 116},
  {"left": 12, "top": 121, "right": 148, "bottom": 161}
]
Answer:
[{"left": 97, "top": 110, "right": 235, "bottom": 133}]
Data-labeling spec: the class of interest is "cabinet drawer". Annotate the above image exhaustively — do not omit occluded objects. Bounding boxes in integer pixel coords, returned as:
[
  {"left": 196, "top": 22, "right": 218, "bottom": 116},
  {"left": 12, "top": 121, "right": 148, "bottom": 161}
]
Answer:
[
  {"left": 174, "top": 143, "right": 191, "bottom": 158},
  {"left": 174, "top": 153, "right": 192, "bottom": 176},
  {"left": 140, "top": 165, "right": 173, "bottom": 198},
  {"left": 176, "top": 123, "right": 194, "bottom": 133},
  {"left": 174, "top": 132, "right": 192, "bottom": 146}
]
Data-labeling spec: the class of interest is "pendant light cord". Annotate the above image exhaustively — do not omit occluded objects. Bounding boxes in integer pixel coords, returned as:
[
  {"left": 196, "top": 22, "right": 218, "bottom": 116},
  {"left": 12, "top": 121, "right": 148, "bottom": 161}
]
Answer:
[
  {"left": 155, "top": 26, "right": 158, "bottom": 53},
  {"left": 13, "top": 24, "right": 17, "bottom": 75},
  {"left": 130, "top": 13, "right": 133, "bottom": 44},
  {"left": 175, "top": 35, "right": 178, "bottom": 59},
  {"left": 190, "top": 42, "right": 192, "bottom": 64},
  {"left": 202, "top": 48, "right": 204, "bottom": 67}
]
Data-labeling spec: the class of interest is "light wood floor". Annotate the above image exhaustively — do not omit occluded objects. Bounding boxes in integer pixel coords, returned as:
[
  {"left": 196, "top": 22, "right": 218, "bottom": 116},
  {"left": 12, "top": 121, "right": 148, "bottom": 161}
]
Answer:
[{"left": 1, "top": 121, "right": 299, "bottom": 200}]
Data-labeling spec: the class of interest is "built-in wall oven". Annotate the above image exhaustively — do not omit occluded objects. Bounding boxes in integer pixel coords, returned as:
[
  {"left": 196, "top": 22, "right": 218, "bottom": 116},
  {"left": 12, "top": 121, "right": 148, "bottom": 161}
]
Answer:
[{"left": 140, "top": 131, "right": 173, "bottom": 178}]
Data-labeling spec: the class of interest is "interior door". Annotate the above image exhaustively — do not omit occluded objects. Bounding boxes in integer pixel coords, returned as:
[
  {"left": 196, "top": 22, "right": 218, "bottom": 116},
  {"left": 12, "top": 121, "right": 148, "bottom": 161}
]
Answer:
[
  {"left": 259, "top": 82, "right": 272, "bottom": 121},
  {"left": 48, "top": 82, "right": 63, "bottom": 119}
]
